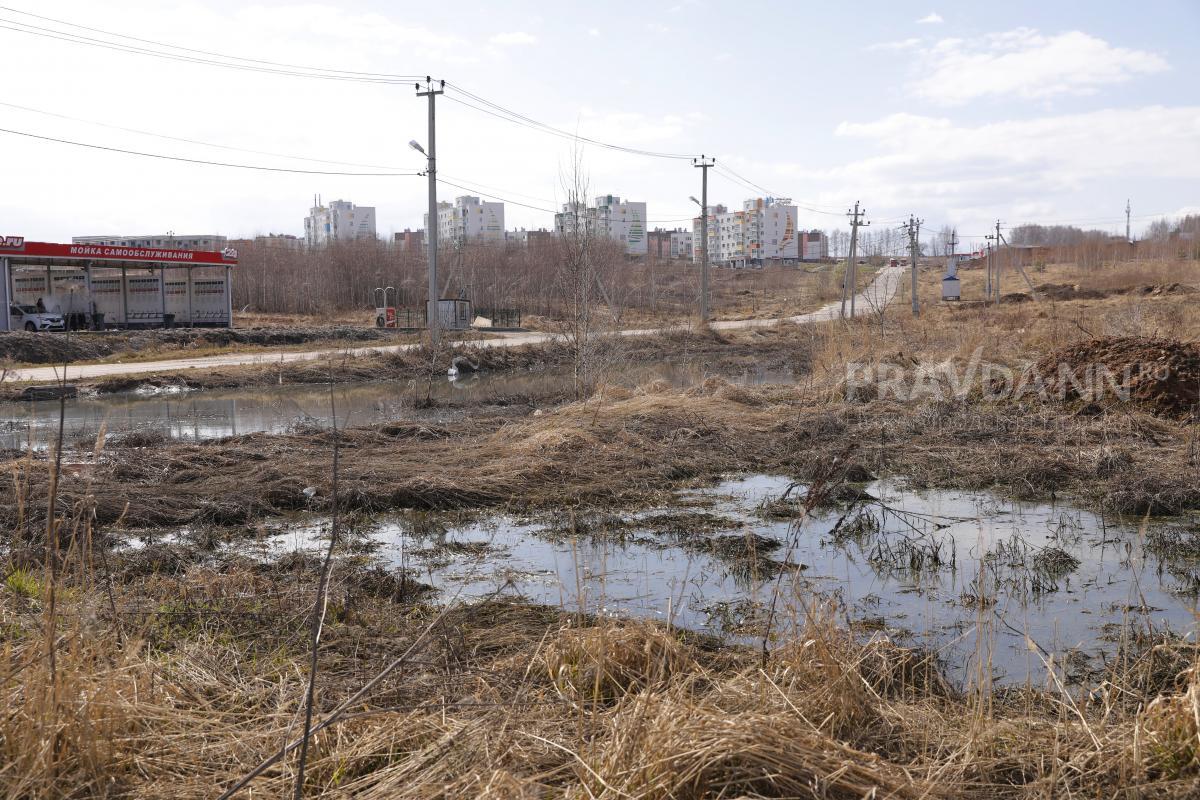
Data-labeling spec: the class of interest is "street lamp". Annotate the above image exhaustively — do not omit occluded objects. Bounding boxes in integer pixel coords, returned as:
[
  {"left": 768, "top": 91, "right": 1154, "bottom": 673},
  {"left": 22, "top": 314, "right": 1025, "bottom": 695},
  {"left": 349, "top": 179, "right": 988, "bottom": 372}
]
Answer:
[{"left": 408, "top": 140, "right": 425, "bottom": 155}]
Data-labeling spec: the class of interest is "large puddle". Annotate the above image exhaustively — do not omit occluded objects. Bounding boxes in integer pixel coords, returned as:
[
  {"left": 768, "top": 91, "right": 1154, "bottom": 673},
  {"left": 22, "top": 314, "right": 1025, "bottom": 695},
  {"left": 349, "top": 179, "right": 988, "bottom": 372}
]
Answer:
[
  {"left": 0, "top": 360, "right": 796, "bottom": 450},
  {"left": 227, "top": 475, "right": 1199, "bottom": 687}
]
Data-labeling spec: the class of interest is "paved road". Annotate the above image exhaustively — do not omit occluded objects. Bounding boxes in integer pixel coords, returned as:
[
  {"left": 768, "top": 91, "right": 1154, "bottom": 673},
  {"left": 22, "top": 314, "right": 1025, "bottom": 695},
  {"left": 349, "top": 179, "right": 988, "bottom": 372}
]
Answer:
[{"left": 6, "top": 266, "right": 904, "bottom": 384}]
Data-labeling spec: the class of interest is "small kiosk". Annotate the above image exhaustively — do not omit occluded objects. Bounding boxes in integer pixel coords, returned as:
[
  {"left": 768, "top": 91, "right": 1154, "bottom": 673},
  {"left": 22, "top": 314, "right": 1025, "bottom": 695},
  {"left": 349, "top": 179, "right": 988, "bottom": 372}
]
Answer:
[{"left": 0, "top": 237, "right": 237, "bottom": 331}]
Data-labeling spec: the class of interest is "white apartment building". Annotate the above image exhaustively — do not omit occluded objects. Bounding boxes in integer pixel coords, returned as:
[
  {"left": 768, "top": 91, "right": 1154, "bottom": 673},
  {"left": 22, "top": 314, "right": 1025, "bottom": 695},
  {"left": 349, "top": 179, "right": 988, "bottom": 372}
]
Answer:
[
  {"left": 553, "top": 195, "right": 647, "bottom": 256},
  {"left": 426, "top": 196, "right": 505, "bottom": 246},
  {"left": 670, "top": 230, "right": 693, "bottom": 260},
  {"left": 304, "top": 198, "right": 376, "bottom": 247},
  {"left": 692, "top": 197, "right": 798, "bottom": 267},
  {"left": 72, "top": 234, "right": 228, "bottom": 251}
]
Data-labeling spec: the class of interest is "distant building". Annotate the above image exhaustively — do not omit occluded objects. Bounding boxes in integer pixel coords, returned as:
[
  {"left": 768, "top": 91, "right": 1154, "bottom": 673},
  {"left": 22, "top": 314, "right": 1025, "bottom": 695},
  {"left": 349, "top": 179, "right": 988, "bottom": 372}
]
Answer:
[
  {"left": 554, "top": 195, "right": 647, "bottom": 256},
  {"left": 394, "top": 228, "right": 425, "bottom": 252},
  {"left": 304, "top": 197, "right": 376, "bottom": 247},
  {"left": 647, "top": 229, "right": 672, "bottom": 259},
  {"left": 426, "top": 196, "right": 505, "bottom": 247},
  {"left": 692, "top": 197, "right": 798, "bottom": 267},
  {"left": 254, "top": 233, "right": 303, "bottom": 250},
  {"left": 801, "top": 230, "right": 828, "bottom": 261},
  {"left": 670, "top": 229, "right": 694, "bottom": 260},
  {"left": 72, "top": 234, "right": 228, "bottom": 251},
  {"left": 648, "top": 228, "right": 693, "bottom": 260},
  {"left": 506, "top": 228, "right": 553, "bottom": 248}
]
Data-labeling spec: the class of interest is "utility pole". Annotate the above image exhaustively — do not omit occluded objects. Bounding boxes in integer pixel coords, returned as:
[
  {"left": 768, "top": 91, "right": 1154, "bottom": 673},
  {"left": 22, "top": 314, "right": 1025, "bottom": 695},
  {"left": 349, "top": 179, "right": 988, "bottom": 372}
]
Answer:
[
  {"left": 992, "top": 220, "right": 1003, "bottom": 301},
  {"left": 1126, "top": 198, "right": 1132, "bottom": 244},
  {"left": 984, "top": 241, "right": 993, "bottom": 299},
  {"left": 416, "top": 77, "right": 444, "bottom": 345},
  {"left": 840, "top": 201, "right": 867, "bottom": 319},
  {"left": 693, "top": 155, "right": 714, "bottom": 323},
  {"left": 905, "top": 215, "right": 922, "bottom": 317}
]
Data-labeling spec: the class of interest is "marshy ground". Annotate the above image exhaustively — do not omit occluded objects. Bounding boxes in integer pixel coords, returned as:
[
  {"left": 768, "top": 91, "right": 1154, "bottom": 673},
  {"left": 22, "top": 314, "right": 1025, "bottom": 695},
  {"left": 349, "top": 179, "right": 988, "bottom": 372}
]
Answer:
[{"left": 2, "top": 257, "right": 1199, "bottom": 797}]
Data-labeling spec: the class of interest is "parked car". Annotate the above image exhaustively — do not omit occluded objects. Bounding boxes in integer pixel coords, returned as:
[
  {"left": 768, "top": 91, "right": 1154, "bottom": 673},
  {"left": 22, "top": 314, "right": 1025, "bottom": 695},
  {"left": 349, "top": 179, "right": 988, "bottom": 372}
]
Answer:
[{"left": 9, "top": 304, "right": 65, "bottom": 332}]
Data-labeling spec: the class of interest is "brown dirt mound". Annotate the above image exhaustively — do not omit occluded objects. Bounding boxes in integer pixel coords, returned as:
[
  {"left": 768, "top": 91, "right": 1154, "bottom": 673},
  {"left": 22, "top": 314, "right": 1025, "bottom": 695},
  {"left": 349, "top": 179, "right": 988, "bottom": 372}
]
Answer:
[{"left": 1036, "top": 336, "right": 1200, "bottom": 419}]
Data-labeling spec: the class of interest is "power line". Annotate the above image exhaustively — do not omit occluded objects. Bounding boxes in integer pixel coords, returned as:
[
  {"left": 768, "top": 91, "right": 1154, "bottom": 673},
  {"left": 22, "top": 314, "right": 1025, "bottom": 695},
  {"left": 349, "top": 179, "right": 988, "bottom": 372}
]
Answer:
[
  {"left": 0, "top": 5, "right": 423, "bottom": 79},
  {"left": 0, "top": 100, "right": 419, "bottom": 171},
  {"left": 435, "top": 177, "right": 558, "bottom": 213},
  {"left": 0, "top": 126, "right": 419, "bottom": 175},
  {"left": 442, "top": 82, "right": 699, "bottom": 161},
  {"left": 0, "top": 17, "right": 422, "bottom": 83},
  {"left": 712, "top": 162, "right": 845, "bottom": 216}
]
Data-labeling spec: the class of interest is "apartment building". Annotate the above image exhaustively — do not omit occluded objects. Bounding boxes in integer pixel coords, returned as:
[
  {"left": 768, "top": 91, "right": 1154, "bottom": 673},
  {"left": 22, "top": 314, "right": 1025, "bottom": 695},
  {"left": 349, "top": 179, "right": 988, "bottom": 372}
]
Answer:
[
  {"left": 426, "top": 196, "right": 505, "bottom": 246},
  {"left": 72, "top": 234, "right": 229, "bottom": 251},
  {"left": 303, "top": 197, "right": 376, "bottom": 247},
  {"left": 648, "top": 228, "right": 694, "bottom": 259},
  {"left": 692, "top": 197, "right": 798, "bottom": 267},
  {"left": 801, "top": 230, "right": 828, "bottom": 261},
  {"left": 553, "top": 195, "right": 647, "bottom": 256}
]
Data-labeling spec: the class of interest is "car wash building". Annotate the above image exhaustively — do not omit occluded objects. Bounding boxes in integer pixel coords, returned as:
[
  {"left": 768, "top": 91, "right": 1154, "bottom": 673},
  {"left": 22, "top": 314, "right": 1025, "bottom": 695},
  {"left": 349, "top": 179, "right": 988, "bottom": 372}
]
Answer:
[{"left": 0, "top": 237, "right": 236, "bottom": 331}]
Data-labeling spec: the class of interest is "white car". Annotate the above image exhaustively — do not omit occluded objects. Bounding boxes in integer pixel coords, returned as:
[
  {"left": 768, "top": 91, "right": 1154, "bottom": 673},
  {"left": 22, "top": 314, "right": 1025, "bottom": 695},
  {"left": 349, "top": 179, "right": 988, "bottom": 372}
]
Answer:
[{"left": 9, "top": 304, "right": 65, "bottom": 332}]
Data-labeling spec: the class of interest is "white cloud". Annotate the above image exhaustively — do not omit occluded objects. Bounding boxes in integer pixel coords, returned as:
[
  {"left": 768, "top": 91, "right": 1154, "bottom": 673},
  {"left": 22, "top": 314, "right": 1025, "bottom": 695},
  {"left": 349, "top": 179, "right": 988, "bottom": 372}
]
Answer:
[
  {"left": 823, "top": 106, "right": 1200, "bottom": 226},
  {"left": 587, "top": 27, "right": 601, "bottom": 37},
  {"left": 917, "top": 12, "right": 943, "bottom": 24},
  {"left": 911, "top": 28, "right": 1168, "bottom": 104},
  {"left": 489, "top": 31, "right": 538, "bottom": 46}
]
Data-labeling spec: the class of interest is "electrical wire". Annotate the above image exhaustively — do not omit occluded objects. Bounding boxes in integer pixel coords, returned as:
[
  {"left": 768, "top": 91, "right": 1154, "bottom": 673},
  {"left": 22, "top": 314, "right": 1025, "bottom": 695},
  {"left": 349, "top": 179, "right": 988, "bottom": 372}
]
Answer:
[
  {"left": 0, "top": 17, "right": 421, "bottom": 83},
  {"left": 443, "top": 83, "right": 700, "bottom": 160},
  {"left": 0, "top": 126, "right": 419, "bottom": 175},
  {"left": 0, "top": 100, "right": 420, "bottom": 171},
  {"left": 0, "top": 5, "right": 422, "bottom": 78},
  {"left": 434, "top": 177, "right": 557, "bottom": 213}
]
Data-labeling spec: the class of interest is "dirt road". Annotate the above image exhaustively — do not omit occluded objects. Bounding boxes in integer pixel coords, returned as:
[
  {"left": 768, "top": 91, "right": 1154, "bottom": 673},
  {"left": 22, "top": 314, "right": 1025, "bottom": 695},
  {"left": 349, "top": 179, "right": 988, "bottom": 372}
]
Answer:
[{"left": 6, "top": 266, "right": 904, "bottom": 384}]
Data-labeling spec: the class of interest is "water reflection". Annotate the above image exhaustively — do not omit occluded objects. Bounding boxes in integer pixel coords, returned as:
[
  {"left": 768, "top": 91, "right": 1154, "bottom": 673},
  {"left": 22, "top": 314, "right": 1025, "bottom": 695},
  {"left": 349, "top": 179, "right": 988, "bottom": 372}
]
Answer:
[{"left": 1, "top": 360, "right": 796, "bottom": 450}]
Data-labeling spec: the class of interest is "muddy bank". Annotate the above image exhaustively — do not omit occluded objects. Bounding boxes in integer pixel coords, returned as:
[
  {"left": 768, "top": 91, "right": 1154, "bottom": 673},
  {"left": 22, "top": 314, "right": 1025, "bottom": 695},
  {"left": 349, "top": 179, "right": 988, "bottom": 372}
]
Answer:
[
  {"left": 1, "top": 324, "right": 813, "bottom": 399},
  {"left": 0, "top": 325, "right": 411, "bottom": 366},
  {"left": 6, "top": 373, "right": 1197, "bottom": 532}
]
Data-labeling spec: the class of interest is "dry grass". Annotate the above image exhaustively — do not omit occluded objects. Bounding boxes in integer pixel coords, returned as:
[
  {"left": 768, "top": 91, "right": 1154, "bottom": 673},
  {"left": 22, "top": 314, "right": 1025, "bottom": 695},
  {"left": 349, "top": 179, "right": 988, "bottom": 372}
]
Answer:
[{"left": 2, "top": 568, "right": 1198, "bottom": 798}]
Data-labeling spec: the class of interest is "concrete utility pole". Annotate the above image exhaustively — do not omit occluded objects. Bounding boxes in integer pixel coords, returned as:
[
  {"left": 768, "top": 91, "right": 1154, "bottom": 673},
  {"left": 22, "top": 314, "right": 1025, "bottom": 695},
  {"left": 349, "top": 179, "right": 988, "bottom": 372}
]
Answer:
[
  {"left": 905, "top": 215, "right": 922, "bottom": 317},
  {"left": 985, "top": 242, "right": 993, "bottom": 299},
  {"left": 992, "top": 220, "right": 1003, "bottom": 301},
  {"left": 1126, "top": 199, "right": 1132, "bottom": 244},
  {"left": 415, "top": 77, "right": 444, "bottom": 345},
  {"left": 840, "top": 201, "right": 868, "bottom": 319},
  {"left": 693, "top": 155, "right": 714, "bottom": 323}
]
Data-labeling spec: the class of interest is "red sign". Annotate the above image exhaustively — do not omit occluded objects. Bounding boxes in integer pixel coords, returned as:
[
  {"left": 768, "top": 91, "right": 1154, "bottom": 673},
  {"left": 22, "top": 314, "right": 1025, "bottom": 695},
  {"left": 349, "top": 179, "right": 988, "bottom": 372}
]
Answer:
[{"left": 0, "top": 240, "right": 237, "bottom": 265}]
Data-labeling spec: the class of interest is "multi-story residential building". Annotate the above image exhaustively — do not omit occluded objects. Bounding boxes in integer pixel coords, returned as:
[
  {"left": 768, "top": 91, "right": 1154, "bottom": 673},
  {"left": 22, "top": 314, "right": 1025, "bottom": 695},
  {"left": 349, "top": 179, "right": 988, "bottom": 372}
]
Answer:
[
  {"left": 648, "top": 228, "right": 694, "bottom": 259},
  {"left": 553, "top": 195, "right": 647, "bottom": 256},
  {"left": 304, "top": 197, "right": 376, "bottom": 247},
  {"left": 394, "top": 229, "right": 425, "bottom": 252},
  {"left": 691, "top": 197, "right": 798, "bottom": 267},
  {"left": 670, "top": 229, "right": 694, "bottom": 260},
  {"left": 426, "top": 196, "right": 505, "bottom": 247},
  {"left": 72, "top": 234, "right": 228, "bottom": 251},
  {"left": 801, "top": 230, "right": 828, "bottom": 261}
]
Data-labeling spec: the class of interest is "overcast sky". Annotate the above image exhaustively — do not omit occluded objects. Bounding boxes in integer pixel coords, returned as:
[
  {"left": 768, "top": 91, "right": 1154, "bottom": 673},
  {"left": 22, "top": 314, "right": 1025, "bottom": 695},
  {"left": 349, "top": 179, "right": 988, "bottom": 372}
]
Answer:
[{"left": 1, "top": 0, "right": 1197, "bottom": 250}]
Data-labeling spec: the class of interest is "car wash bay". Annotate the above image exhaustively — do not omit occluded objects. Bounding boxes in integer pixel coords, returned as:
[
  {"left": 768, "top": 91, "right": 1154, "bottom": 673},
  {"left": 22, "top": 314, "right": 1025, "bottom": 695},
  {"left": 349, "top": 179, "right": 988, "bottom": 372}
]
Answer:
[{"left": 0, "top": 240, "right": 236, "bottom": 331}]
